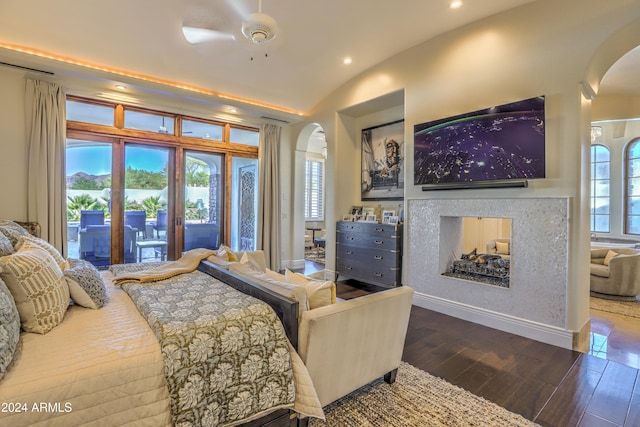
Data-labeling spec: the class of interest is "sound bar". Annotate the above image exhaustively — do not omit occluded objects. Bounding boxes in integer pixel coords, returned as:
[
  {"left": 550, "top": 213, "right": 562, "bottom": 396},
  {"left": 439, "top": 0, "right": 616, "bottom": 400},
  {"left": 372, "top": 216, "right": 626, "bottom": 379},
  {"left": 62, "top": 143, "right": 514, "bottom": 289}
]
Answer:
[{"left": 421, "top": 180, "right": 528, "bottom": 191}]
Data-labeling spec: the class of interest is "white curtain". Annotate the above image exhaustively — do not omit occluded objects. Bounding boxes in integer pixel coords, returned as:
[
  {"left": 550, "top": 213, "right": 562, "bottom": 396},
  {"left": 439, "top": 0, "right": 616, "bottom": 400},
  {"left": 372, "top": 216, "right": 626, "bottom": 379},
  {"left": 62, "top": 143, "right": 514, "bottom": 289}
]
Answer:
[
  {"left": 25, "top": 79, "right": 67, "bottom": 255},
  {"left": 258, "top": 123, "right": 281, "bottom": 270}
]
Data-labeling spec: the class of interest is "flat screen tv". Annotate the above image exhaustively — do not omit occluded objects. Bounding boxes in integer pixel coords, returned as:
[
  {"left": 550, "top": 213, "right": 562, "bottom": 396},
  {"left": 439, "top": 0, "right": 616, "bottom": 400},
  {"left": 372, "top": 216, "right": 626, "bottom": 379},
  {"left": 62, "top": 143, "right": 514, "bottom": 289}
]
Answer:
[{"left": 413, "top": 96, "right": 545, "bottom": 187}]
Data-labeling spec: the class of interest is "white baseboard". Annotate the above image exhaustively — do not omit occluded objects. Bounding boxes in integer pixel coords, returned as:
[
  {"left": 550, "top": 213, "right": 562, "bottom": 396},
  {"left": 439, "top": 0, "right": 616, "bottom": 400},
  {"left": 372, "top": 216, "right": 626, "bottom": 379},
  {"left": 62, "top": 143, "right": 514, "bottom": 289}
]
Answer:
[
  {"left": 412, "top": 291, "right": 575, "bottom": 350},
  {"left": 282, "top": 258, "right": 306, "bottom": 271}
]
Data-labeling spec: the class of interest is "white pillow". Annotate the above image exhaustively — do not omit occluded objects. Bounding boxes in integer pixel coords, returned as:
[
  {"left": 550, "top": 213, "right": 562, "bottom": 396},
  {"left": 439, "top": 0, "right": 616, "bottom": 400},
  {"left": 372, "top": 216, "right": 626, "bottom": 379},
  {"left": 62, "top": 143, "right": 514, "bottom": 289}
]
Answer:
[
  {"left": 0, "top": 246, "right": 69, "bottom": 334},
  {"left": 604, "top": 250, "right": 618, "bottom": 266},
  {"left": 495, "top": 241, "right": 510, "bottom": 255},
  {"left": 229, "top": 263, "right": 309, "bottom": 315},
  {"left": 239, "top": 251, "right": 267, "bottom": 272},
  {"left": 285, "top": 269, "right": 336, "bottom": 309}
]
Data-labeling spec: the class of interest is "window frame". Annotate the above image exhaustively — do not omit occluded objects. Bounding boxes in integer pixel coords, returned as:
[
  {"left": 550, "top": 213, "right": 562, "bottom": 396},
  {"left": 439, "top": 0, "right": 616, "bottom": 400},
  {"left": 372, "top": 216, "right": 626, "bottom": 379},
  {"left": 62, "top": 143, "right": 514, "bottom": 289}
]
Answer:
[
  {"left": 625, "top": 138, "right": 640, "bottom": 235},
  {"left": 590, "top": 144, "right": 611, "bottom": 234},
  {"left": 304, "top": 155, "right": 325, "bottom": 222}
]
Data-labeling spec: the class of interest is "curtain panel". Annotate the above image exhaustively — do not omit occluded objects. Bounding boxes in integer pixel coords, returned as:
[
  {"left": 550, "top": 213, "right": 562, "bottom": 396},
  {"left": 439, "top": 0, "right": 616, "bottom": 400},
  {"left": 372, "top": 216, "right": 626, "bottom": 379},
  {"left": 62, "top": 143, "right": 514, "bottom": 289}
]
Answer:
[
  {"left": 25, "top": 79, "right": 67, "bottom": 256},
  {"left": 258, "top": 124, "right": 281, "bottom": 270}
]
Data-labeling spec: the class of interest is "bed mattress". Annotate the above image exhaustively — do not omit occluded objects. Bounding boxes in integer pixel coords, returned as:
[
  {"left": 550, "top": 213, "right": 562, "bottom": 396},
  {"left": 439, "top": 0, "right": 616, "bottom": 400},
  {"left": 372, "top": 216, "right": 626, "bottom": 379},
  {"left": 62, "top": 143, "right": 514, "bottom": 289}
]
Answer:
[{"left": 0, "top": 271, "right": 172, "bottom": 426}]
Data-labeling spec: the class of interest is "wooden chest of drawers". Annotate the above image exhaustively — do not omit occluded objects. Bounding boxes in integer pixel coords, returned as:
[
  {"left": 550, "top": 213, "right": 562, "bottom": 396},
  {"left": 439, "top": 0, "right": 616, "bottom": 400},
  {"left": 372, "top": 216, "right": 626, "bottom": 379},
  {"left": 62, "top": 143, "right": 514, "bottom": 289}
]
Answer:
[{"left": 335, "top": 221, "right": 402, "bottom": 288}]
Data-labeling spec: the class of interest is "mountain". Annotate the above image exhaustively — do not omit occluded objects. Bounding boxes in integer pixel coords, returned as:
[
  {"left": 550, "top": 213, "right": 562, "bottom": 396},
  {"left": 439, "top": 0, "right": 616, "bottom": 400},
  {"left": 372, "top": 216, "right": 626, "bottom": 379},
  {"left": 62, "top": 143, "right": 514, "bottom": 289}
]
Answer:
[{"left": 66, "top": 171, "right": 111, "bottom": 189}]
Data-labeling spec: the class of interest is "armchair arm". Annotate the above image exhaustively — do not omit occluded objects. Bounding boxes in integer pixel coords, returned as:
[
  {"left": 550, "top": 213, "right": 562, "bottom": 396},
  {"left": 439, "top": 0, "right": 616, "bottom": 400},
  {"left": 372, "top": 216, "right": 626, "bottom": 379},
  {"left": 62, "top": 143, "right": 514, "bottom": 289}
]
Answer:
[
  {"left": 608, "top": 253, "right": 640, "bottom": 295},
  {"left": 298, "top": 286, "right": 414, "bottom": 406}
]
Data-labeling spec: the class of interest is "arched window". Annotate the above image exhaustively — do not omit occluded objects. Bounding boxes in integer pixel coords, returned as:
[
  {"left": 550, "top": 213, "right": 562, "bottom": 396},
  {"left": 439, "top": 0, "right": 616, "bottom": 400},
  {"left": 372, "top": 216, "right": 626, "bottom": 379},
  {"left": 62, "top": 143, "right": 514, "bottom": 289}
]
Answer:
[
  {"left": 591, "top": 144, "right": 610, "bottom": 233},
  {"left": 625, "top": 139, "right": 640, "bottom": 234}
]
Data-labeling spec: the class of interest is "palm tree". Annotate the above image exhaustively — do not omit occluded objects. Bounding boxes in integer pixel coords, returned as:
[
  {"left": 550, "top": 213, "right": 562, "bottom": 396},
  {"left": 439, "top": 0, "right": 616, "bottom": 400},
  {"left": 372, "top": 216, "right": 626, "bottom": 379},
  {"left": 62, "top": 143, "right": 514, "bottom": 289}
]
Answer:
[{"left": 66, "top": 194, "right": 106, "bottom": 221}]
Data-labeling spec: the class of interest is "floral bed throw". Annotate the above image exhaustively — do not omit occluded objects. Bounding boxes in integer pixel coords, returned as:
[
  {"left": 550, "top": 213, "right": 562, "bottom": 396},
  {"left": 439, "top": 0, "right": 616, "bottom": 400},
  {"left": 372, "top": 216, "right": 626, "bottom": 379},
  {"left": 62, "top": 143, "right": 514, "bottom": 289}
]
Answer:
[{"left": 117, "top": 266, "right": 295, "bottom": 426}]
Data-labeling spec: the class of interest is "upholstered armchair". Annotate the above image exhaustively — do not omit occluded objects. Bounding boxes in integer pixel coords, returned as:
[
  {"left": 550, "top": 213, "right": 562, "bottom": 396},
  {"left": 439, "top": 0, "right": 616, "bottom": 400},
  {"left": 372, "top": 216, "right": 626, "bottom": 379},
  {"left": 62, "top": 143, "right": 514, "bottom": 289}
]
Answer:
[
  {"left": 590, "top": 248, "right": 640, "bottom": 301},
  {"left": 486, "top": 238, "right": 511, "bottom": 259}
]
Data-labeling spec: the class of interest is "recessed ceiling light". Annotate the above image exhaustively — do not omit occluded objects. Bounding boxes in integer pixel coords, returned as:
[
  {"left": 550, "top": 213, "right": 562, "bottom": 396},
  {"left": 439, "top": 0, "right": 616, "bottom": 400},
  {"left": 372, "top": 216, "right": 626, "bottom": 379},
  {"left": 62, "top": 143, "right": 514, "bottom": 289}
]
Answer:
[
  {"left": 343, "top": 57, "right": 352, "bottom": 65},
  {"left": 115, "top": 84, "right": 127, "bottom": 90},
  {"left": 229, "top": 108, "right": 238, "bottom": 113},
  {"left": 450, "top": 0, "right": 463, "bottom": 8}
]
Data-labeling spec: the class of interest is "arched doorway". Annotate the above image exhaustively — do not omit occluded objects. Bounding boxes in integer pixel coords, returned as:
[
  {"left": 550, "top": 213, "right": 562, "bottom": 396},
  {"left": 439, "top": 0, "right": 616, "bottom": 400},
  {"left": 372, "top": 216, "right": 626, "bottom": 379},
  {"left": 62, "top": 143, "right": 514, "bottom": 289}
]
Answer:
[{"left": 294, "top": 123, "right": 327, "bottom": 272}]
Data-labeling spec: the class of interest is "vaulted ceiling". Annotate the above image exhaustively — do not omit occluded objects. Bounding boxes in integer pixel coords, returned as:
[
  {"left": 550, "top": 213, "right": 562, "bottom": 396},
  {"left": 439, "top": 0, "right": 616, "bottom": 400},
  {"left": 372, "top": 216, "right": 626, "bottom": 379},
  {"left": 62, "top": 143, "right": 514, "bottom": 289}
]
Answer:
[{"left": 0, "top": 0, "right": 538, "bottom": 121}]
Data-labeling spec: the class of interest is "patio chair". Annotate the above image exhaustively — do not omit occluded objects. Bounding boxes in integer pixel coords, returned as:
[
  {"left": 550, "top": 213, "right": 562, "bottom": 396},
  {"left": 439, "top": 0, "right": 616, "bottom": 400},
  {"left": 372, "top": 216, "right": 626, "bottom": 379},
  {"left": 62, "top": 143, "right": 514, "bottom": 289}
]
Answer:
[
  {"left": 124, "top": 211, "right": 147, "bottom": 239},
  {"left": 78, "top": 225, "right": 137, "bottom": 268},
  {"left": 80, "top": 210, "right": 105, "bottom": 229},
  {"left": 152, "top": 209, "right": 168, "bottom": 238},
  {"left": 184, "top": 222, "right": 220, "bottom": 251}
]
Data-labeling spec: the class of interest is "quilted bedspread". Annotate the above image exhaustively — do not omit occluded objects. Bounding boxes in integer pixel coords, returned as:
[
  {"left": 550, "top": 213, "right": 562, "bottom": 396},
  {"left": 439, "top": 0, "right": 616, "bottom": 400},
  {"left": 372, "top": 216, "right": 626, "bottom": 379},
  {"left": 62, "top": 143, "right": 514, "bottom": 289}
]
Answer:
[{"left": 118, "top": 266, "right": 297, "bottom": 427}]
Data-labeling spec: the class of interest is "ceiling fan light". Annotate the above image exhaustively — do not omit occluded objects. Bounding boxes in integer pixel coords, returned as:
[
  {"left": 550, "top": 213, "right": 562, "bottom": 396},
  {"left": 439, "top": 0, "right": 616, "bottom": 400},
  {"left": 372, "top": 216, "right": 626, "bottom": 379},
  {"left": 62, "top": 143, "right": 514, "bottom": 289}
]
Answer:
[{"left": 242, "top": 13, "right": 278, "bottom": 44}]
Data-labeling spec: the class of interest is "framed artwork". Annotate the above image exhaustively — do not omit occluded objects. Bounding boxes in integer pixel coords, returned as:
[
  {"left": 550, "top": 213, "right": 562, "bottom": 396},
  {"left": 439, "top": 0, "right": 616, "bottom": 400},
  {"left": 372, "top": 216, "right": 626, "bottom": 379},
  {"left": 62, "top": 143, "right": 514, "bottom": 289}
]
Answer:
[
  {"left": 382, "top": 209, "right": 395, "bottom": 218},
  {"left": 387, "top": 215, "right": 400, "bottom": 225},
  {"left": 342, "top": 214, "right": 354, "bottom": 222},
  {"left": 351, "top": 206, "right": 363, "bottom": 216},
  {"left": 362, "top": 207, "right": 375, "bottom": 216},
  {"left": 365, "top": 214, "right": 377, "bottom": 222},
  {"left": 361, "top": 119, "right": 405, "bottom": 201}
]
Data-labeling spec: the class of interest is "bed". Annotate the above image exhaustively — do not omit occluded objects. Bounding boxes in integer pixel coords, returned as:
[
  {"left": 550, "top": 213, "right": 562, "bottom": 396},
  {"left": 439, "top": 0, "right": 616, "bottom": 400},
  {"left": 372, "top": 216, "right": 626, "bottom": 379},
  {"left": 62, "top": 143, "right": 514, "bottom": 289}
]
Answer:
[{"left": 0, "top": 221, "right": 322, "bottom": 427}]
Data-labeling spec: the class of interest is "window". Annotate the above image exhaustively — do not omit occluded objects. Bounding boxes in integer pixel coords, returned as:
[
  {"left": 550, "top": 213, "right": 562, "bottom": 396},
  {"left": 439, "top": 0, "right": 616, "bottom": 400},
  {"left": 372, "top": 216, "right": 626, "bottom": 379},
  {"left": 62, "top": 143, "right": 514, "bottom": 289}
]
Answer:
[
  {"left": 591, "top": 144, "right": 610, "bottom": 233},
  {"left": 626, "top": 139, "right": 640, "bottom": 234},
  {"left": 305, "top": 157, "right": 324, "bottom": 221},
  {"left": 65, "top": 96, "right": 259, "bottom": 265}
]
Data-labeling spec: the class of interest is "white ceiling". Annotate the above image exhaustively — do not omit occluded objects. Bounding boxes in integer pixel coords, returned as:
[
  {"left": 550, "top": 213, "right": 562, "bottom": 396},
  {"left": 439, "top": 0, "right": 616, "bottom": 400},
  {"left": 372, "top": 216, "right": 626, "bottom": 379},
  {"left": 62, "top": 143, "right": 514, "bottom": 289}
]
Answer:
[
  {"left": 0, "top": 0, "right": 539, "bottom": 121},
  {"left": 0, "top": 0, "right": 636, "bottom": 123}
]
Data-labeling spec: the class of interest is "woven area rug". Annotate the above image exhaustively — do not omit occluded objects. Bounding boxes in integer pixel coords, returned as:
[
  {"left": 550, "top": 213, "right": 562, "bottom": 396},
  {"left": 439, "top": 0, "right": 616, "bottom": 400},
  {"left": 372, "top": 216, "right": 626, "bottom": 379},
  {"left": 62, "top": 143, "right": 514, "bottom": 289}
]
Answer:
[
  {"left": 590, "top": 296, "right": 640, "bottom": 319},
  {"left": 309, "top": 362, "right": 537, "bottom": 427}
]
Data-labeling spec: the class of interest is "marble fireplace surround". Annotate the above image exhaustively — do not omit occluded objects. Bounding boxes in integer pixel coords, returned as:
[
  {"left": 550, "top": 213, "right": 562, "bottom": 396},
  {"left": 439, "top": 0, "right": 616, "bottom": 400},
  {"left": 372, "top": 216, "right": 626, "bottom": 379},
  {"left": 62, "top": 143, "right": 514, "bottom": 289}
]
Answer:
[{"left": 407, "top": 197, "right": 572, "bottom": 349}]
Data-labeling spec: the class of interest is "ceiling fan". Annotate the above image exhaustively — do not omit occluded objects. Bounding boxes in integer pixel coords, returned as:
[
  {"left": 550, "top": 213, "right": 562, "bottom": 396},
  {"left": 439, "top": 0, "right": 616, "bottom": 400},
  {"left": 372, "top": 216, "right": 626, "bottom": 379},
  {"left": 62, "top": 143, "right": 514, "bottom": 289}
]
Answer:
[{"left": 182, "top": 0, "right": 279, "bottom": 46}]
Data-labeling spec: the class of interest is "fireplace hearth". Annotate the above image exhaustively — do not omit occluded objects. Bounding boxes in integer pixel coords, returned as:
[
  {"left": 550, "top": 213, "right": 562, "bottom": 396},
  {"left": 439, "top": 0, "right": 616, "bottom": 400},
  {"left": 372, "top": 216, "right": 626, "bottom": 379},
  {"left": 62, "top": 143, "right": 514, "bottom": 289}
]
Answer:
[{"left": 443, "top": 248, "right": 510, "bottom": 288}]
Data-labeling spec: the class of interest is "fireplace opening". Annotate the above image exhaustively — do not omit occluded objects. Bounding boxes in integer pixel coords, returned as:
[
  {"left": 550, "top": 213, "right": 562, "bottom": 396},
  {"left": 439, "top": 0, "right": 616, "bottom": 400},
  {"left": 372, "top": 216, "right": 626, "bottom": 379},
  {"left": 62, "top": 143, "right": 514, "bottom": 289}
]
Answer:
[{"left": 440, "top": 216, "right": 512, "bottom": 288}]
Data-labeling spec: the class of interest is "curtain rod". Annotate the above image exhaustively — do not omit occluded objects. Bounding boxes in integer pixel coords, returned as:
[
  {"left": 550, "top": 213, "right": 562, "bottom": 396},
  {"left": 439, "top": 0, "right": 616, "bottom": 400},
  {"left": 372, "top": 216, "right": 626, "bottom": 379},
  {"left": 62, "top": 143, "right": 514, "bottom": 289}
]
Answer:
[{"left": 0, "top": 61, "right": 54, "bottom": 75}]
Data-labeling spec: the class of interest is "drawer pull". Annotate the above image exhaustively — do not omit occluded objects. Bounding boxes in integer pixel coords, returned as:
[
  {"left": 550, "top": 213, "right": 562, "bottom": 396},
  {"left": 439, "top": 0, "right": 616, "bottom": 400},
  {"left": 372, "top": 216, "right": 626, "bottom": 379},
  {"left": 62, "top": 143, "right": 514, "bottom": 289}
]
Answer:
[
  {"left": 346, "top": 236, "right": 354, "bottom": 240},
  {"left": 374, "top": 240, "right": 383, "bottom": 245},
  {"left": 374, "top": 255, "right": 383, "bottom": 260},
  {"left": 374, "top": 272, "right": 383, "bottom": 277},
  {"left": 345, "top": 266, "right": 352, "bottom": 270},
  {"left": 346, "top": 250, "right": 353, "bottom": 255},
  {"left": 375, "top": 227, "right": 384, "bottom": 232}
]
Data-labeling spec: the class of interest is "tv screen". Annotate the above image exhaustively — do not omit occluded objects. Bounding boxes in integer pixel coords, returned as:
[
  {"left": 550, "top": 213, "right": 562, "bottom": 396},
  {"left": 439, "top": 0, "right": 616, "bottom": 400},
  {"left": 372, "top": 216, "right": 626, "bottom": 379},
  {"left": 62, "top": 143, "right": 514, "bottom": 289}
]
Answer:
[{"left": 413, "top": 96, "right": 545, "bottom": 186}]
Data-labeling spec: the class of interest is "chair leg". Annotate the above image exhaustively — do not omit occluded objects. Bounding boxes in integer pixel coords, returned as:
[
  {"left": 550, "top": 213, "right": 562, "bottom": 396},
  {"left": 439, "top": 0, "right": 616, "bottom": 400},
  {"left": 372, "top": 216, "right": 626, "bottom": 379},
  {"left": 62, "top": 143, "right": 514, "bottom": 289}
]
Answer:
[{"left": 384, "top": 368, "right": 398, "bottom": 384}]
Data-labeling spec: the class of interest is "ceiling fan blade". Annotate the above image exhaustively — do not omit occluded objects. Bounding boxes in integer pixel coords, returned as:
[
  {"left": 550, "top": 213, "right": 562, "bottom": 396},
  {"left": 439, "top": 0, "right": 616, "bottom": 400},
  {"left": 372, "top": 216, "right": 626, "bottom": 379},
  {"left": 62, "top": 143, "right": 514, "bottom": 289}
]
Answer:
[{"left": 182, "top": 26, "right": 235, "bottom": 44}]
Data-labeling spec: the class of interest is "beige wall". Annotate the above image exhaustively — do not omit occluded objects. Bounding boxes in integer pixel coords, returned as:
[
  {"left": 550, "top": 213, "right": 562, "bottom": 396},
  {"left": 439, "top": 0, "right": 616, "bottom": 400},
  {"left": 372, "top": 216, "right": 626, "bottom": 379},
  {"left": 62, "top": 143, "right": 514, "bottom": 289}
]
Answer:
[
  {"left": 296, "top": 0, "right": 640, "bottom": 341},
  {"left": 0, "top": 67, "right": 28, "bottom": 220}
]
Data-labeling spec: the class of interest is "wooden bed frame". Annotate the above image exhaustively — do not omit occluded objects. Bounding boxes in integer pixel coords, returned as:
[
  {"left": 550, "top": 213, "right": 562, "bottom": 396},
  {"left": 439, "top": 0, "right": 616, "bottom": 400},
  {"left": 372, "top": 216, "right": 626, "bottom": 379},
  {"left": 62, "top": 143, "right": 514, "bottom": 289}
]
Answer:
[{"left": 197, "top": 260, "right": 307, "bottom": 427}]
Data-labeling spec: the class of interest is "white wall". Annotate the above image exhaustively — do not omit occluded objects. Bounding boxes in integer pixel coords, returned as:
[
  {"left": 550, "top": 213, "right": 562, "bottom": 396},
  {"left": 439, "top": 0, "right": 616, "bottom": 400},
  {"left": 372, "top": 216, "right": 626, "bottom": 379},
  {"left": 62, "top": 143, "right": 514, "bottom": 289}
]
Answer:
[{"left": 297, "top": 0, "right": 640, "bottom": 346}]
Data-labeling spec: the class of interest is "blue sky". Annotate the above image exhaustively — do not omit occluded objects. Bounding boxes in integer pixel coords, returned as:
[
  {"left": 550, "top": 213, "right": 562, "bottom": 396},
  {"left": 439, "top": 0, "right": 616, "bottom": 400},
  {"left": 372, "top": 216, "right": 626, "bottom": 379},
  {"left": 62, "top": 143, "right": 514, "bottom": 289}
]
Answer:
[{"left": 66, "top": 145, "right": 168, "bottom": 176}]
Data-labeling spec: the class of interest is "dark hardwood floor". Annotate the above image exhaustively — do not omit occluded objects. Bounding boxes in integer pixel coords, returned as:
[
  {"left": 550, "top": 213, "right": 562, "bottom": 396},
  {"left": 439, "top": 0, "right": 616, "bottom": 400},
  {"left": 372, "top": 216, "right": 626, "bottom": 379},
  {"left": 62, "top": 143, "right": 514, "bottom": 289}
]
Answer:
[{"left": 332, "top": 277, "right": 640, "bottom": 427}]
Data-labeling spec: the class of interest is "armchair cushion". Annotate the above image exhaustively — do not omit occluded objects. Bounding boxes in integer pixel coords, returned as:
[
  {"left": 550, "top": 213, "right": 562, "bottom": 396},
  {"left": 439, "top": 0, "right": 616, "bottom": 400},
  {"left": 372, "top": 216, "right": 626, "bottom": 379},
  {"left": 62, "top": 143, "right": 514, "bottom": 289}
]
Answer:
[{"left": 604, "top": 249, "right": 618, "bottom": 266}]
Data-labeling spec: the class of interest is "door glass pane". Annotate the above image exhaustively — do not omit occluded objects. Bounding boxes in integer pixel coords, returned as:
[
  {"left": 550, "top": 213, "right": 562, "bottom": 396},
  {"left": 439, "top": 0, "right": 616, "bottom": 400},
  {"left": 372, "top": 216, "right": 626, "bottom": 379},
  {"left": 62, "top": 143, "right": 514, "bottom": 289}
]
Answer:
[
  {"left": 184, "top": 151, "right": 223, "bottom": 251},
  {"left": 125, "top": 145, "right": 169, "bottom": 263},
  {"left": 231, "top": 157, "right": 259, "bottom": 252},
  {"left": 66, "top": 139, "right": 112, "bottom": 268}
]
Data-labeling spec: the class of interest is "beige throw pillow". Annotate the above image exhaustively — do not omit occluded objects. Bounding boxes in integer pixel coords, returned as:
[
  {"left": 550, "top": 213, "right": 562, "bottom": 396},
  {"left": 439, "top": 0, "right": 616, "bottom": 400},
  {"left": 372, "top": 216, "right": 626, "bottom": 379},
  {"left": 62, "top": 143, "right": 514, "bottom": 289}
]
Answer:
[
  {"left": 15, "top": 235, "right": 69, "bottom": 271},
  {"left": 603, "top": 250, "right": 618, "bottom": 266},
  {"left": 495, "top": 241, "right": 510, "bottom": 255},
  {"left": 285, "top": 269, "right": 336, "bottom": 309},
  {"left": 0, "top": 246, "right": 69, "bottom": 334},
  {"left": 240, "top": 251, "right": 267, "bottom": 272}
]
